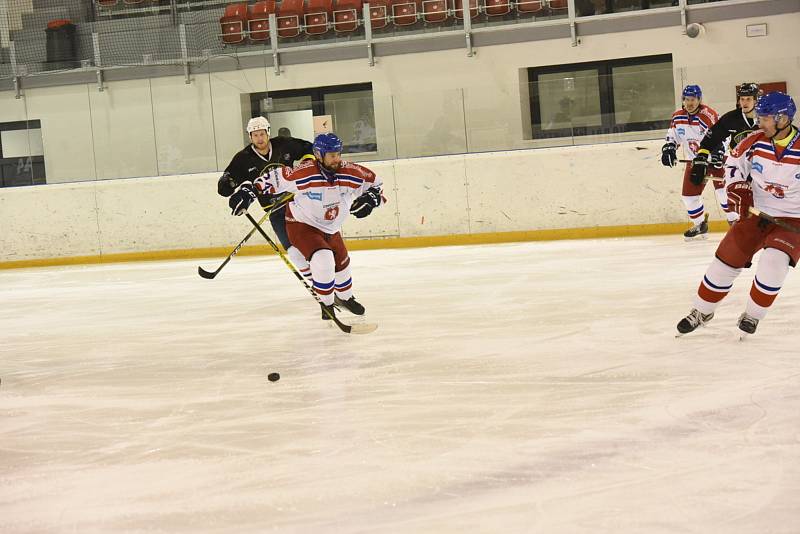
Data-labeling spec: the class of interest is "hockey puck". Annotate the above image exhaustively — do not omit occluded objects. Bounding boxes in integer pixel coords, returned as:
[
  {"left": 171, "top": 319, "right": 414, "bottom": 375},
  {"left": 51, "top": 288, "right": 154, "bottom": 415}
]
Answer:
[{"left": 268, "top": 372, "right": 280, "bottom": 382}]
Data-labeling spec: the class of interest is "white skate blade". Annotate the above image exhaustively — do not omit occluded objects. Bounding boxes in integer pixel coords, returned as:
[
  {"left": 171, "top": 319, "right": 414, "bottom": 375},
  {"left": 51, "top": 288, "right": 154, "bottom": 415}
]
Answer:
[
  {"left": 739, "top": 332, "right": 752, "bottom": 341},
  {"left": 684, "top": 234, "right": 708, "bottom": 242}
]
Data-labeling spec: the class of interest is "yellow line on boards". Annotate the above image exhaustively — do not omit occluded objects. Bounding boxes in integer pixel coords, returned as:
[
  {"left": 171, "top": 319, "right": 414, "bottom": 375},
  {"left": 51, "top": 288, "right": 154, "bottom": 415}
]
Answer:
[{"left": 0, "top": 221, "right": 728, "bottom": 271}]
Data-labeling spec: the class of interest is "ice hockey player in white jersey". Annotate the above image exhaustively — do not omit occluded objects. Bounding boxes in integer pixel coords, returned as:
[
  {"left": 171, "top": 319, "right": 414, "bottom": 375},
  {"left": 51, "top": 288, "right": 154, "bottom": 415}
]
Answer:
[
  {"left": 254, "top": 133, "right": 384, "bottom": 321},
  {"left": 661, "top": 85, "right": 734, "bottom": 239},
  {"left": 676, "top": 92, "right": 800, "bottom": 338}
]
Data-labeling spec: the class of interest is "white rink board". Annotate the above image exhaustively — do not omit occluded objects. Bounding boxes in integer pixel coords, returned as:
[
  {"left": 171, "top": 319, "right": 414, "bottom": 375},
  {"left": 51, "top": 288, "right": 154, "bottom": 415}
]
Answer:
[{"left": 0, "top": 140, "right": 727, "bottom": 262}]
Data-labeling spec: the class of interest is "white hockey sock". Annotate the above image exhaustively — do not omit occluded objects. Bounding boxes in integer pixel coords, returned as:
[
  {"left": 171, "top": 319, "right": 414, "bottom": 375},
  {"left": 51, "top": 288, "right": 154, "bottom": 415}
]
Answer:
[
  {"left": 694, "top": 258, "right": 742, "bottom": 315},
  {"left": 287, "top": 246, "right": 311, "bottom": 281},
  {"left": 310, "top": 249, "right": 335, "bottom": 306},
  {"left": 745, "top": 248, "right": 790, "bottom": 320},
  {"left": 334, "top": 264, "right": 354, "bottom": 301},
  {"left": 713, "top": 188, "right": 738, "bottom": 222},
  {"left": 682, "top": 195, "right": 705, "bottom": 224}
]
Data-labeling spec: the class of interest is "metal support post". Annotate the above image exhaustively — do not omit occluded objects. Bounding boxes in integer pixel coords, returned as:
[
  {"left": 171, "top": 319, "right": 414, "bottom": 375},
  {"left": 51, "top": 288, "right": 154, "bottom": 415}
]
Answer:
[
  {"left": 10, "top": 41, "right": 21, "bottom": 98},
  {"left": 92, "top": 32, "right": 104, "bottom": 91},
  {"left": 679, "top": 0, "right": 688, "bottom": 34},
  {"left": 363, "top": 3, "right": 375, "bottom": 67},
  {"left": 179, "top": 23, "right": 190, "bottom": 84},
  {"left": 169, "top": 0, "right": 178, "bottom": 26},
  {"left": 568, "top": 0, "right": 577, "bottom": 46},
  {"left": 463, "top": 4, "right": 473, "bottom": 57},
  {"left": 269, "top": 13, "right": 280, "bottom": 75}
]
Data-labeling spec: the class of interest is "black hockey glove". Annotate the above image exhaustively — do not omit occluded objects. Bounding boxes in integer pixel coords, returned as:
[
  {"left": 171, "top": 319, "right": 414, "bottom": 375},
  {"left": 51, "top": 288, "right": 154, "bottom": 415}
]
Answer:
[
  {"left": 710, "top": 150, "right": 725, "bottom": 170},
  {"left": 690, "top": 149, "right": 710, "bottom": 185},
  {"left": 229, "top": 182, "right": 256, "bottom": 216},
  {"left": 661, "top": 142, "right": 677, "bottom": 167},
  {"left": 350, "top": 188, "right": 382, "bottom": 219},
  {"left": 217, "top": 171, "right": 237, "bottom": 197}
]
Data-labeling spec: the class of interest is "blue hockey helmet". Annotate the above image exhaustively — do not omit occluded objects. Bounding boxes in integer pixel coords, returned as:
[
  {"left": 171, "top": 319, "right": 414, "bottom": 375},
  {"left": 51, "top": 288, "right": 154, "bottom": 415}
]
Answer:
[
  {"left": 755, "top": 92, "right": 796, "bottom": 122},
  {"left": 313, "top": 133, "right": 343, "bottom": 158},
  {"left": 682, "top": 84, "right": 702, "bottom": 100}
]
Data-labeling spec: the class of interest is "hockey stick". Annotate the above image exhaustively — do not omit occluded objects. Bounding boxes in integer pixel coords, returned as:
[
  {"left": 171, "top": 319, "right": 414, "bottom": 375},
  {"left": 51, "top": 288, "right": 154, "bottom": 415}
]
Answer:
[
  {"left": 198, "top": 193, "right": 293, "bottom": 279},
  {"left": 672, "top": 160, "right": 726, "bottom": 184},
  {"left": 244, "top": 212, "right": 378, "bottom": 335},
  {"left": 748, "top": 207, "right": 800, "bottom": 233}
]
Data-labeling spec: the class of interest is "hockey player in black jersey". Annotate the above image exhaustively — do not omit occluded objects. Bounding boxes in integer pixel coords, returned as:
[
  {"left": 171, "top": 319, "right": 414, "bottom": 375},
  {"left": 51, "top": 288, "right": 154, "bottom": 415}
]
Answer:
[
  {"left": 218, "top": 116, "right": 315, "bottom": 280},
  {"left": 690, "top": 83, "right": 761, "bottom": 187}
]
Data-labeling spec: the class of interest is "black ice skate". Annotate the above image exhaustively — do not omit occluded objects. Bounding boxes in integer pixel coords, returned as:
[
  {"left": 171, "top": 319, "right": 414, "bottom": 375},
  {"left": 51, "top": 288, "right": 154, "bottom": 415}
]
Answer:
[
  {"left": 334, "top": 295, "right": 365, "bottom": 315},
  {"left": 320, "top": 303, "right": 337, "bottom": 321},
  {"left": 676, "top": 308, "right": 714, "bottom": 335},
  {"left": 737, "top": 312, "right": 759, "bottom": 339},
  {"left": 684, "top": 214, "right": 709, "bottom": 241}
]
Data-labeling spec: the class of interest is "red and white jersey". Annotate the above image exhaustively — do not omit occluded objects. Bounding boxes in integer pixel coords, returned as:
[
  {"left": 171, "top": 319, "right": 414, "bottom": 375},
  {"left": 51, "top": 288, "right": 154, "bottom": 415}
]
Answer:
[
  {"left": 726, "top": 128, "right": 800, "bottom": 218},
  {"left": 666, "top": 104, "right": 719, "bottom": 160},
  {"left": 258, "top": 159, "right": 383, "bottom": 234}
]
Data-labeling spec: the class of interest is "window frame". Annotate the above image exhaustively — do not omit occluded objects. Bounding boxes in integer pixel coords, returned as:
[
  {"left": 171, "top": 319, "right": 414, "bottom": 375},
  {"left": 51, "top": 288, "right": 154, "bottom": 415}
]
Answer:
[
  {"left": 528, "top": 54, "right": 673, "bottom": 139},
  {"left": 250, "top": 82, "right": 376, "bottom": 153},
  {"left": 0, "top": 119, "right": 46, "bottom": 188}
]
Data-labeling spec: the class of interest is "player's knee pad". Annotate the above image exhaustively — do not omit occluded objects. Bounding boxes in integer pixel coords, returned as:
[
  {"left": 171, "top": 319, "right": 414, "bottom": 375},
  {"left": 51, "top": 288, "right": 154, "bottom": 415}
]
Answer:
[
  {"left": 310, "top": 249, "right": 335, "bottom": 277},
  {"left": 287, "top": 246, "right": 308, "bottom": 268},
  {"left": 706, "top": 256, "right": 742, "bottom": 285},
  {"left": 758, "top": 248, "right": 791, "bottom": 281},
  {"left": 310, "top": 249, "right": 335, "bottom": 301}
]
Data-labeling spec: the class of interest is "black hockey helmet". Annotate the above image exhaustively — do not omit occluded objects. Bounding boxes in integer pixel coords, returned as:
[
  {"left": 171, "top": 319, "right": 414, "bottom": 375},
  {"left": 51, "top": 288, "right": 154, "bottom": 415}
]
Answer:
[{"left": 736, "top": 83, "right": 760, "bottom": 98}]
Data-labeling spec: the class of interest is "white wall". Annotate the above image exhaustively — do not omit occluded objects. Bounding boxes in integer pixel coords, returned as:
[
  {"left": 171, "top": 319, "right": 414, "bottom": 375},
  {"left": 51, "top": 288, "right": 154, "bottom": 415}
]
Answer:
[
  {"left": 0, "top": 140, "right": 724, "bottom": 262},
  {"left": 0, "top": 12, "right": 797, "bottom": 184}
]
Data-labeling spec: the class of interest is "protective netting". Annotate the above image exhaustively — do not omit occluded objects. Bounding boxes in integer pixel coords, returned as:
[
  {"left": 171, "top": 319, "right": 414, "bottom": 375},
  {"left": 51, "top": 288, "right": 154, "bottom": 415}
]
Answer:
[
  {"left": 0, "top": 0, "right": 731, "bottom": 80},
  {"left": 0, "top": 0, "right": 271, "bottom": 77}
]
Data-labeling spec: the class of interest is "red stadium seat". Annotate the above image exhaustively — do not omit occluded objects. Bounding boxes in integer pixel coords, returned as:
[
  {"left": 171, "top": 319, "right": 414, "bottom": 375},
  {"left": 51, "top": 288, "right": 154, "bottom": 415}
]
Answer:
[
  {"left": 391, "top": 0, "right": 420, "bottom": 26},
  {"left": 305, "top": 0, "right": 333, "bottom": 35},
  {"left": 96, "top": 0, "right": 118, "bottom": 7},
  {"left": 548, "top": 0, "right": 567, "bottom": 8},
  {"left": 421, "top": 0, "right": 449, "bottom": 23},
  {"left": 368, "top": 0, "right": 390, "bottom": 29},
  {"left": 516, "top": 0, "right": 544, "bottom": 13},
  {"left": 484, "top": 0, "right": 510, "bottom": 15},
  {"left": 123, "top": 0, "right": 146, "bottom": 5},
  {"left": 277, "top": 0, "right": 304, "bottom": 38},
  {"left": 220, "top": 3, "right": 248, "bottom": 44},
  {"left": 249, "top": 0, "right": 276, "bottom": 41},
  {"left": 333, "top": 0, "right": 361, "bottom": 32},
  {"left": 453, "top": 0, "right": 477, "bottom": 19}
]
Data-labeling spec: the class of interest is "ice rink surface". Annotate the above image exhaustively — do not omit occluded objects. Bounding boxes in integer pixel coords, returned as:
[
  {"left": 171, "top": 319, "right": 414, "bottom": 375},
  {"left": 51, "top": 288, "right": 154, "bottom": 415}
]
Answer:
[{"left": 1, "top": 234, "right": 799, "bottom": 533}]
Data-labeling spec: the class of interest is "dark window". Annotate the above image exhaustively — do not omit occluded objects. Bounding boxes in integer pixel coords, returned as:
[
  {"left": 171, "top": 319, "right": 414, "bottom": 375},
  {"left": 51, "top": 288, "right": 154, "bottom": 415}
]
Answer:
[
  {"left": 1, "top": 120, "right": 46, "bottom": 188},
  {"left": 251, "top": 83, "right": 377, "bottom": 154},
  {"left": 528, "top": 54, "right": 674, "bottom": 139},
  {"left": 576, "top": 0, "right": 676, "bottom": 17}
]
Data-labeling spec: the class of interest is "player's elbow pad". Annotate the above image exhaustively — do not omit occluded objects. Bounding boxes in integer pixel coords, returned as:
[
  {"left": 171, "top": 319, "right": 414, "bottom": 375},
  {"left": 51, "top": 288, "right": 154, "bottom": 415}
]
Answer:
[{"left": 217, "top": 173, "right": 236, "bottom": 197}]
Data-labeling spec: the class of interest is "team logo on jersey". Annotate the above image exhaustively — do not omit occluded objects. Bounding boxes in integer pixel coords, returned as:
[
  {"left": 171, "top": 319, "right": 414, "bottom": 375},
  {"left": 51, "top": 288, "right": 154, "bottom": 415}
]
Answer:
[
  {"left": 764, "top": 182, "right": 786, "bottom": 199},
  {"left": 732, "top": 130, "right": 754, "bottom": 146},
  {"left": 752, "top": 161, "right": 763, "bottom": 174},
  {"left": 677, "top": 128, "right": 686, "bottom": 135},
  {"left": 795, "top": 172, "right": 800, "bottom": 180},
  {"left": 304, "top": 191, "right": 323, "bottom": 201}
]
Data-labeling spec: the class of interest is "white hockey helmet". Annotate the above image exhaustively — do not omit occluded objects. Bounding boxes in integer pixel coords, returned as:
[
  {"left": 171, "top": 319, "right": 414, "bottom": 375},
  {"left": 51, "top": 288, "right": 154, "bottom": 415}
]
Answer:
[{"left": 246, "top": 116, "right": 271, "bottom": 135}]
